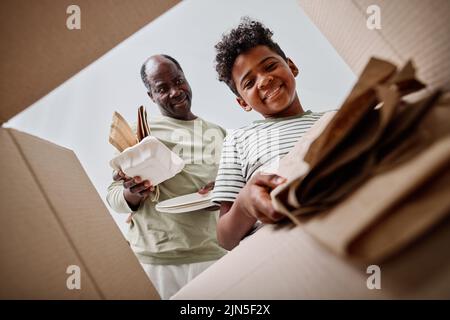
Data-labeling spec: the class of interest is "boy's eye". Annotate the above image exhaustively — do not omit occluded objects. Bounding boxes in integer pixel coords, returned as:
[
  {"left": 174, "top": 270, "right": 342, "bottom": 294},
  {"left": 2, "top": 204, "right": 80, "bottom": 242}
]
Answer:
[
  {"left": 244, "top": 79, "right": 255, "bottom": 89},
  {"left": 266, "top": 62, "right": 277, "bottom": 71}
]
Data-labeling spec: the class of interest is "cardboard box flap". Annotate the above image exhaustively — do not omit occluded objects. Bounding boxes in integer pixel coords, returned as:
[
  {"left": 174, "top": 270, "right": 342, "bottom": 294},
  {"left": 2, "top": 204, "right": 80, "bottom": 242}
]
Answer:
[
  {"left": 0, "top": 0, "right": 179, "bottom": 124},
  {"left": 0, "top": 129, "right": 101, "bottom": 299},
  {"left": 1, "top": 128, "right": 159, "bottom": 299},
  {"left": 173, "top": 217, "right": 450, "bottom": 299},
  {"left": 297, "top": 0, "right": 450, "bottom": 91}
]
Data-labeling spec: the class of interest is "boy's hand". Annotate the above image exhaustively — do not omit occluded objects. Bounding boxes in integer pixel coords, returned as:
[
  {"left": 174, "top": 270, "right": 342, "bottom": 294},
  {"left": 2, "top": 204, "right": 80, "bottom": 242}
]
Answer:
[
  {"left": 235, "top": 172, "right": 286, "bottom": 224},
  {"left": 198, "top": 181, "right": 220, "bottom": 211},
  {"left": 113, "top": 170, "right": 154, "bottom": 210}
]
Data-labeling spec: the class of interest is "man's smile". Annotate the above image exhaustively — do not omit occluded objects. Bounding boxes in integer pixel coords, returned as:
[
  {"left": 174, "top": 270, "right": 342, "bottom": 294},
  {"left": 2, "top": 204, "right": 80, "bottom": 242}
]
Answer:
[{"left": 172, "top": 95, "right": 188, "bottom": 107}]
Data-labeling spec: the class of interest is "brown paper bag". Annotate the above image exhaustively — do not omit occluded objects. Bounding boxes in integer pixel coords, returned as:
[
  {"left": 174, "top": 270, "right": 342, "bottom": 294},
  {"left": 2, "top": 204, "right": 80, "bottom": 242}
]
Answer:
[
  {"left": 137, "top": 105, "right": 151, "bottom": 142},
  {"left": 294, "top": 59, "right": 426, "bottom": 211},
  {"left": 109, "top": 111, "right": 138, "bottom": 152},
  {"left": 271, "top": 57, "right": 450, "bottom": 263}
]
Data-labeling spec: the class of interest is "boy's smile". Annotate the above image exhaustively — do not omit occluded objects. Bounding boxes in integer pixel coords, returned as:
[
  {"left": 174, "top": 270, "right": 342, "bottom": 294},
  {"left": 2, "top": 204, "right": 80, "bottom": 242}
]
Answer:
[
  {"left": 262, "top": 83, "right": 283, "bottom": 102},
  {"left": 231, "top": 45, "right": 303, "bottom": 118}
]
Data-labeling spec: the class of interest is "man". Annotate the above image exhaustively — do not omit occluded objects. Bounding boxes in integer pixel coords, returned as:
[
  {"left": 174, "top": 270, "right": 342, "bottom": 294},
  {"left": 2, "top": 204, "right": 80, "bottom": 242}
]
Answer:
[{"left": 106, "top": 54, "right": 227, "bottom": 299}]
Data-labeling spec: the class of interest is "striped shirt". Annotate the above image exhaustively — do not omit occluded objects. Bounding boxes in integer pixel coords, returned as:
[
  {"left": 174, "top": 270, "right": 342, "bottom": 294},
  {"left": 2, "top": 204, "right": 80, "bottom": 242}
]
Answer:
[{"left": 212, "top": 110, "right": 326, "bottom": 204}]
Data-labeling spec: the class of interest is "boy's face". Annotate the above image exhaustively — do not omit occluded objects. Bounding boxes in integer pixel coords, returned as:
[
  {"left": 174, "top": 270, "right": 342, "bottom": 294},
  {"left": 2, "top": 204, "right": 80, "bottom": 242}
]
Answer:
[{"left": 231, "top": 45, "right": 300, "bottom": 118}]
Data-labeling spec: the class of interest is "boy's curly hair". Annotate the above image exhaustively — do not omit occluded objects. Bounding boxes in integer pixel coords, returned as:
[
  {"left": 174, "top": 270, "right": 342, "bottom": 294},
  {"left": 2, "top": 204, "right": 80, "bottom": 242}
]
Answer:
[{"left": 214, "top": 17, "right": 287, "bottom": 96}]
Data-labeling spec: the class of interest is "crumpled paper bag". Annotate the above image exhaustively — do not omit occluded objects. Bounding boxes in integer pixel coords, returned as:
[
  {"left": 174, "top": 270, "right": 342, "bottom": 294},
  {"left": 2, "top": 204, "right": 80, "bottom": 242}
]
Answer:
[{"left": 271, "top": 57, "right": 450, "bottom": 263}]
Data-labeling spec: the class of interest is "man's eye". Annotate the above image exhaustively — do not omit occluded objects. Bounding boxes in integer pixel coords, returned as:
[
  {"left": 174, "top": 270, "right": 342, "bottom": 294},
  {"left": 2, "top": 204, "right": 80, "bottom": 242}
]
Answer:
[
  {"left": 176, "top": 79, "right": 184, "bottom": 85},
  {"left": 157, "top": 87, "right": 166, "bottom": 93}
]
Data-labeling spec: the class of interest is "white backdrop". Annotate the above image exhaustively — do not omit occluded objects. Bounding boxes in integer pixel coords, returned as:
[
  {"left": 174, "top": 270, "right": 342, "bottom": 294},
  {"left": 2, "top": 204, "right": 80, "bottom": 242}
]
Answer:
[{"left": 5, "top": 0, "right": 356, "bottom": 235}]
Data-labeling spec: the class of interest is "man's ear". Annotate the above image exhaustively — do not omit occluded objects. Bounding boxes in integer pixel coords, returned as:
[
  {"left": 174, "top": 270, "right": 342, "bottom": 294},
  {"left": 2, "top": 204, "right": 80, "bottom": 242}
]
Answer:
[
  {"left": 147, "top": 91, "right": 155, "bottom": 103},
  {"left": 287, "top": 58, "right": 299, "bottom": 77},
  {"left": 236, "top": 96, "right": 252, "bottom": 112}
]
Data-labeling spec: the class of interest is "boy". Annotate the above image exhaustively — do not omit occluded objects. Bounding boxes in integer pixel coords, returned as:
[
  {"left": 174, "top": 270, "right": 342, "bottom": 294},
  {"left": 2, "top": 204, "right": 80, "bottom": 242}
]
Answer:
[{"left": 212, "top": 17, "right": 329, "bottom": 250}]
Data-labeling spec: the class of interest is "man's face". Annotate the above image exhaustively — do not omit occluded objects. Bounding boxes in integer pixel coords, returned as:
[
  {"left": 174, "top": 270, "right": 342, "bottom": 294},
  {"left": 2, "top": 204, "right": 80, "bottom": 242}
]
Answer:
[
  {"left": 146, "top": 59, "right": 193, "bottom": 119},
  {"left": 231, "top": 45, "right": 299, "bottom": 118}
]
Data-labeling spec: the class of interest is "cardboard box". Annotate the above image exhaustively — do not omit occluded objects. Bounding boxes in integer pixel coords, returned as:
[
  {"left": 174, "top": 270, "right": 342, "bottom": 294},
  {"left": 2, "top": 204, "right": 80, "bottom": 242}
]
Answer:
[
  {"left": 0, "top": 128, "right": 159, "bottom": 299},
  {"left": 297, "top": 0, "right": 450, "bottom": 91},
  {"left": 173, "top": 1, "right": 450, "bottom": 299},
  {"left": 0, "top": 0, "right": 180, "bottom": 299},
  {"left": 0, "top": 0, "right": 179, "bottom": 123},
  {"left": 174, "top": 218, "right": 450, "bottom": 299}
]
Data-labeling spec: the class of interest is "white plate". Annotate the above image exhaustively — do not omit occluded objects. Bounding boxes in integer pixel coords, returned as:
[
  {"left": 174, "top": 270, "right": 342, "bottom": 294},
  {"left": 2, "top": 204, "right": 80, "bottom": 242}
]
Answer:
[
  {"left": 156, "top": 200, "right": 217, "bottom": 213},
  {"left": 109, "top": 136, "right": 185, "bottom": 186},
  {"left": 156, "top": 191, "right": 213, "bottom": 208}
]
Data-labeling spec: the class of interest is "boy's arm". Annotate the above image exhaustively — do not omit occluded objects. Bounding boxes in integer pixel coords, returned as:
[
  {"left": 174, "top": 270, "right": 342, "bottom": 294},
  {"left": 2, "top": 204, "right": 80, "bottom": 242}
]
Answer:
[
  {"left": 217, "top": 173, "right": 286, "bottom": 250},
  {"left": 217, "top": 201, "right": 257, "bottom": 250}
]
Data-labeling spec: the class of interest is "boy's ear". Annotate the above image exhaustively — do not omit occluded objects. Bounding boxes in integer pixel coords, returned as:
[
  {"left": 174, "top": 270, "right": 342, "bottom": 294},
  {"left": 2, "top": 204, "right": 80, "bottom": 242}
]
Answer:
[
  {"left": 287, "top": 58, "right": 299, "bottom": 77},
  {"left": 236, "top": 97, "right": 252, "bottom": 112}
]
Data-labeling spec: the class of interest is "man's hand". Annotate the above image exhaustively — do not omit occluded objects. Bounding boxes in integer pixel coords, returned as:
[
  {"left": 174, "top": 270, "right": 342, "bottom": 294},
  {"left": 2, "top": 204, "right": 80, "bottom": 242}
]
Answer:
[
  {"left": 113, "top": 170, "right": 154, "bottom": 211},
  {"left": 198, "top": 181, "right": 215, "bottom": 195},
  {"left": 235, "top": 172, "right": 286, "bottom": 224}
]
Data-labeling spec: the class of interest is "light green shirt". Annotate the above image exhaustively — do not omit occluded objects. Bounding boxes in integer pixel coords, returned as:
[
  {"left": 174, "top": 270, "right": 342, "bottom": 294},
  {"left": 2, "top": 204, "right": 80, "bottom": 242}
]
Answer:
[{"left": 107, "top": 115, "right": 227, "bottom": 265}]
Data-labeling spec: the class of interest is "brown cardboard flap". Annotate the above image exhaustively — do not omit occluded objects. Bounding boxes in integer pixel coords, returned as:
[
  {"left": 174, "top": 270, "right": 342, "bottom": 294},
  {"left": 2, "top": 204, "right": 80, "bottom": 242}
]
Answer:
[
  {"left": 1, "top": 128, "right": 159, "bottom": 299},
  {"left": 349, "top": 166, "right": 450, "bottom": 262},
  {"left": 0, "top": 0, "right": 179, "bottom": 123},
  {"left": 303, "top": 136, "right": 450, "bottom": 261},
  {"left": 173, "top": 217, "right": 450, "bottom": 299},
  {"left": 297, "top": 0, "right": 450, "bottom": 91},
  {"left": 0, "top": 128, "right": 100, "bottom": 299}
]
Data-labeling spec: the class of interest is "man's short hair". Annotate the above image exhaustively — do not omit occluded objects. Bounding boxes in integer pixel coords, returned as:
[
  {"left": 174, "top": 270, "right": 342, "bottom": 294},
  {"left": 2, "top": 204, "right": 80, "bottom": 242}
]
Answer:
[
  {"left": 140, "top": 54, "right": 184, "bottom": 92},
  {"left": 214, "top": 17, "right": 287, "bottom": 96}
]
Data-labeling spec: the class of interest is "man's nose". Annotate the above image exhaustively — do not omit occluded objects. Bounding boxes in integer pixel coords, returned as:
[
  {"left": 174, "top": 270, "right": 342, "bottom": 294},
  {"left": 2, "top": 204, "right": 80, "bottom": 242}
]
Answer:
[
  {"left": 257, "top": 75, "right": 273, "bottom": 89},
  {"left": 169, "top": 87, "right": 182, "bottom": 98}
]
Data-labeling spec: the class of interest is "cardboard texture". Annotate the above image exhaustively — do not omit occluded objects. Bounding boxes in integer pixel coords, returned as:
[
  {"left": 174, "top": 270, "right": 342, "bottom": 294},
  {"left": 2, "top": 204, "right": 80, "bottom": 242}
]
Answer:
[
  {"left": 0, "top": 128, "right": 159, "bottom": 299},
  {"left": 173, "top": 217, "right": 450, "bottom": 299},
  {"left": 297, "top": 0, "right": 450, "bottom": 91},
  {"left": 0, "top": 1, "right": 180, "bottom": 299},
  {"left": 0, "top": 0, "right": 180, "bottom": 124}
]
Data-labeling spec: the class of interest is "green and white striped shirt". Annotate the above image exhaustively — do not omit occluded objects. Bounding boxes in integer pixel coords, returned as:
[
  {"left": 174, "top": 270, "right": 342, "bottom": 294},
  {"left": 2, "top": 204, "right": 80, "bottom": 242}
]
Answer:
[{"left": 212, "top": 110, "right": 326, "bottom": 204}]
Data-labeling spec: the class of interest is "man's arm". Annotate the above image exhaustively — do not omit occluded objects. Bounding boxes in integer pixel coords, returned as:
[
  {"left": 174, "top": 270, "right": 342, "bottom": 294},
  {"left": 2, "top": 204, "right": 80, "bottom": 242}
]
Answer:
[
  {"left": 216, "top": 173, "right": 286, "bottom": 250},
  {"left": 106, "top": 170, "right": 154, "bottom": 213},
  {"left": 114, "top": 170, "right": 154, "bottom": 210}
]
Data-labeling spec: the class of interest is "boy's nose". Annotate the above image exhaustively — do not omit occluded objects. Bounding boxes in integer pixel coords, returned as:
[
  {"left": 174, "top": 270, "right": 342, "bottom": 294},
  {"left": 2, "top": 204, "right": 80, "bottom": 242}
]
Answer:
[{"left": 257, "top": 75, "right": 274, "bottom": 89}]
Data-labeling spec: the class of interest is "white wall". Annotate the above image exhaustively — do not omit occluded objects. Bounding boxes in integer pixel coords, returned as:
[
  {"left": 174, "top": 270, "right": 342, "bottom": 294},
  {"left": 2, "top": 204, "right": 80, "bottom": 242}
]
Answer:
[{"left": 5, "top": 0, "right": 356, "bottom": 235}]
